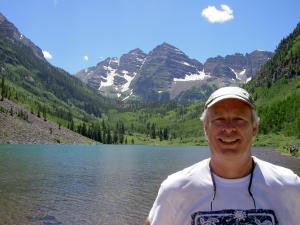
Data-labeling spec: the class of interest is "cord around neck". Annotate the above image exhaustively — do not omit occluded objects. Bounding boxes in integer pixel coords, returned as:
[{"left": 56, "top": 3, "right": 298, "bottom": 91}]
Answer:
[{"left": 209, "top": 157, "right": 257, "bottom": 211}]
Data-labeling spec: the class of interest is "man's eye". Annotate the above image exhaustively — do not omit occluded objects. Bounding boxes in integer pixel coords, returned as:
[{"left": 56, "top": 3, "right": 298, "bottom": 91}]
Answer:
[
  {"left": 212, "top": 119, "right": 226, "bottom": 126},
  {"left": 211, "top": 118, "right": 248, "bottom": 127},
  {"left": 233, "top": 119, "right": 247, "bottom": 126}
]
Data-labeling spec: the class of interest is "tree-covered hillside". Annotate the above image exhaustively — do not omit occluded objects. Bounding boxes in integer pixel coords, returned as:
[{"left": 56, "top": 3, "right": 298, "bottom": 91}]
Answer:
[
  {"left": 250, "top": 22, "right": 300, "bottom": 87},
  {"left": 244, "top": 22, "right": 300, "bottom": 151},
  {"left": 0, "top": 30, "right": 124, "bottom": 136}
]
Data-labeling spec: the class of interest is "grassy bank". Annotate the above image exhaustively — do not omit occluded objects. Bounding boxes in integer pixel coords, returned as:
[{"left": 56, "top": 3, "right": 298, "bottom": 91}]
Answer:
[
  {"left": 254, "top": 133, "right": 300, "bottom": 157},
  {"left": 126, "top": 132, "right": 299, "bottom": 157}
]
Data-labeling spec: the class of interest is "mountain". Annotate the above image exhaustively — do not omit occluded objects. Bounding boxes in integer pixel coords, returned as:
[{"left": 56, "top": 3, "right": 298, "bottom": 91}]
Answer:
[
  {"left": 76, "top": 48, "right": 147, "bottom": 99},
  {"left": 204, "top": 50, "right": 273, "bottom": 82},
  {"left": 0, "top": 13, "right": 45, "bottom": 61},
  {"left": 0, "top": 12, "right": 118, "bottom": 127},
  {"left": 131, "top": 43, "right": 206, "bottom": 101},
  {"left": 76, "top": 43, "right": 272, "bottom": 102},
  {"left": 250, "top": 22, "right": 300, "bottom": 88}
]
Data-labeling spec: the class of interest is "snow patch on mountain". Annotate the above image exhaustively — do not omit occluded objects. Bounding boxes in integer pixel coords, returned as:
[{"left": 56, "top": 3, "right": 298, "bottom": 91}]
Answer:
[
  {"left": 173, "top": 70, "right": 209, "bottom": 82},
  {"left": 240, "top": 68, "right": 246, "bottom": 76},
  {"left": 230, "top": 68, "right": 247, "bottom": 81},
  {"left": 246, "top": 76, "right": 252, "bottom": 83},
  {"left": 98, "top": 66, "right": 117, "bottom": 89},
  {"left": 180, "top": 61, "right": 195, "bottom": 67},
  {"left": 121, "top": 90, "right": 133, "bottom": 101},
  {"left": 136, "top": 57, "right": 144, "bottom": 62},
  {"left": 121, "top": 72, "right": 136, "bottom": 92},
  {"left": 174, "top": 48, "right": 184, "bottom": 54}
]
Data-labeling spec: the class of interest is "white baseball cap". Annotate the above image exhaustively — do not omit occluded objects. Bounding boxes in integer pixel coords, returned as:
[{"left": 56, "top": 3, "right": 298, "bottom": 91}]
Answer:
[{"left": 205, "top": 86, "right": 256, "bottom": 109}]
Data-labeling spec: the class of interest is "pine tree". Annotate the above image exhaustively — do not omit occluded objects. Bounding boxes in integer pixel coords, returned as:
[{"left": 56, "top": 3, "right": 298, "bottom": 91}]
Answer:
[
  {"left": 82, "top": 123, "right": 87, "bottom": 136},
  {"left": 1, "top": 76, "right": 5, "bottom": 101},
  {"left": 119, "top": 133, "right": 124, "bottom": 144},
  {"left": 120, "top": 122, "right": 125, "bottom": 135},
  {"left": 43, "top": 106, "right": 47, "bottom": 121},
  {"left": 163, "top": 128, "right": 169, "bottom": 140},
  {"left": 106, "top": 129, "right": 112, "bottom": 144},
  {"left": 159, "top": 129, "right": 163, "bottom": 141},
  {"left": 151, "top": 123, "right": 156, "bottom": 139},
  {"left": 98, "top": 129, "right": 102, "bottom": 143},
  {"left": 146, "top": 122, "right": 151, "bottom": 136},
  {"left": 113, "top": 131, "right": 118, "bottom": 144},
  {"left": 70, "top": 119, "right": 74, "bottom": 131}
]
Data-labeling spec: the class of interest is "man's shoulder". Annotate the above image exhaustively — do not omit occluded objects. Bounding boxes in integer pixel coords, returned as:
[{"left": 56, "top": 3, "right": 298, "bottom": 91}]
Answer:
[
  {"left": 161, "top": 158, "right": 212, "bottom": 191},
  {"left": 254, "top": 156, "right": 300, "bottom": 185}
]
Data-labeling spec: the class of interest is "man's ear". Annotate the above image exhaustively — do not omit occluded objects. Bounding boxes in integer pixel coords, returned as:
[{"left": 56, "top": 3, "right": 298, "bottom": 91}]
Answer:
[
  {"left": 204, "top": 123, "right": 208, "bottom": 140},
  {"left": 252, "top": 123, "right": 258, "bottom": 137}
]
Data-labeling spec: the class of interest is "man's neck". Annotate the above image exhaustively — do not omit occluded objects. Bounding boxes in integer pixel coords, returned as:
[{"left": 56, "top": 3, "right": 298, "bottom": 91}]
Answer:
[{"left": 210, "top": 155, "right": 253, "bottom": 179}]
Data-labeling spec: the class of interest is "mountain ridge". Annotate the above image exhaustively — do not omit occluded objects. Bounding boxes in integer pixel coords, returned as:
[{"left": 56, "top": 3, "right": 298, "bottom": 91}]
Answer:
[
  {"left": 75, "top": 42, "right": 273, "bottom": 102},
  {"left": 0, "top": 12, "right": 45, "bottom": 61}
]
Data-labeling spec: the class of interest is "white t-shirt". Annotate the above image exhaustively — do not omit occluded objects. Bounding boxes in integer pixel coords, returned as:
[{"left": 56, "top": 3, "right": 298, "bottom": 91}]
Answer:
[{"left": 148, "top": 157, "right": 300, "bottom": 225}]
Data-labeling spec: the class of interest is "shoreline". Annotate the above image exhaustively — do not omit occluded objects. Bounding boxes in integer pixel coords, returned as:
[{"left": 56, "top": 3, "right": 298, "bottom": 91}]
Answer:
[{"left": 0, "top": 142, "right": 298, "bottom": 159}]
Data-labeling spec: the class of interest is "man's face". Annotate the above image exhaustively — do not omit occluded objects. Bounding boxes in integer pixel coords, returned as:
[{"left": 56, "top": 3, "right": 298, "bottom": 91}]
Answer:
[{"left": 204, "top": 99, "right": 258, "bottom": 159}]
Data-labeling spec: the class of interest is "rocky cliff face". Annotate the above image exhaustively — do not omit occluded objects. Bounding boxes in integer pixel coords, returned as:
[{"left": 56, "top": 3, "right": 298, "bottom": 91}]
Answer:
[
  {"left": 76, "top": 43, "right": 272, "bottom": 102},
  {"left": 204, "top": 51, "right": 273, "bottom": 83},
  {"left": 131, "top": 43, "right": 205, "bottom": 101},
  {"left": 76, "top": 49, "right": 147, "bottom": 99},
  {"left": 0, "top": 12, "right": 45, "bottom": 61},
  {"left": 76, "top": 43, "right": 210, "bottom": 101}
]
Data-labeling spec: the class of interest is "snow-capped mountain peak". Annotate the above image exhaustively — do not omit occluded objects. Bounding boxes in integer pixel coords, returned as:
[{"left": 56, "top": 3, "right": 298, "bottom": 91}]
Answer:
[{"left": 75, "top": 43, "right": 273, "bottom": 102}]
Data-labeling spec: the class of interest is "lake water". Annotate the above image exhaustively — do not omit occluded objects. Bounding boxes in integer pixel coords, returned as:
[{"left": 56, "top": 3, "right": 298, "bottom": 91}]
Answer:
[{"left": 0, "top": 144, "right": 299, "bottom": 225}]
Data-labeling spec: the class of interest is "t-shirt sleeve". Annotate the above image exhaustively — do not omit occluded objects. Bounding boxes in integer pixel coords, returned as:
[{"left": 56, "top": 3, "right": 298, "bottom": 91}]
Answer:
[{"left": 148, "top": 182, "right": 176, "bottom": 225}]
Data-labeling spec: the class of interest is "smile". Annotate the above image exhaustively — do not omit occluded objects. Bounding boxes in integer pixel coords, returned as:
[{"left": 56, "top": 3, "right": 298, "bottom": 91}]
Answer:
[{"left": 218, "top": 138, "right": 239, "bottom": 144}]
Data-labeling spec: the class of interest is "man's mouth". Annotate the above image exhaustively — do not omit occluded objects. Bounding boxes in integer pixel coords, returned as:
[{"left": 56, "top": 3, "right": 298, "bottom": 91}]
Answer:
[{"left": 218, "top": 138, "right": 239, "bottom": 144}]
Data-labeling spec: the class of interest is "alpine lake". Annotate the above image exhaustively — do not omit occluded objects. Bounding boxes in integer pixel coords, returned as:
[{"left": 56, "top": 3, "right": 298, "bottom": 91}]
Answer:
[{"left": 0, "top": 144, "right": 299, "bottom": 225}]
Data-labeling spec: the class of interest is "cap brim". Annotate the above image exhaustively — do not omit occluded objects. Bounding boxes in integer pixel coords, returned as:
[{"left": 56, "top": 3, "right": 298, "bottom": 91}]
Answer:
[{"left": 206, "top": 95, "right": 255, "bottom": 109}]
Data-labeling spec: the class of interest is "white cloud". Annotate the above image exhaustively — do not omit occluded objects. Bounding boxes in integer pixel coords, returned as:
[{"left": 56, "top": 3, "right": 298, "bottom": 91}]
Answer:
[
  {"left": 83, "top": 55, "right": 89, "bottom": 61},
  {"left": 42, "top": 50, "right": 52, "bottom": 59},
  {"left": 201, "top": 4, "right": 234, "bottom": 23}
]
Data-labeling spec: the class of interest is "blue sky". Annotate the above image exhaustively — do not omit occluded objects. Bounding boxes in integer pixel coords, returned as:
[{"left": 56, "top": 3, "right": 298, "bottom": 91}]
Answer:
[{"left": 1, "top": 0, "right": 300, "bottom": 74}]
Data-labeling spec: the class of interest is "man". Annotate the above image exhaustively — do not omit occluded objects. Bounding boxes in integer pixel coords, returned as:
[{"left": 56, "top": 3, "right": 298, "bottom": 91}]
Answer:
[{"left": 145, "top": 86, "right": 300, "bottom": 225}]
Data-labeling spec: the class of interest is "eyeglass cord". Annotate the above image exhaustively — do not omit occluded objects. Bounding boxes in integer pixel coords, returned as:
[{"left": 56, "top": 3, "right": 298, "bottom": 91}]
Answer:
[{"left": 209, "top": 158, "right": 257, "bottom": 211}]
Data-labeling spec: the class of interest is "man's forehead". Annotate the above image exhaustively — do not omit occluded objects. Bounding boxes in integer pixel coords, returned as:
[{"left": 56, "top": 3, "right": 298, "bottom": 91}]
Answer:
[
  {"left": 210, "top": 98, "right": 252, "bottom": 107},
  {"left": 207, "top": 99, "right": 253, "bottom": 113}
]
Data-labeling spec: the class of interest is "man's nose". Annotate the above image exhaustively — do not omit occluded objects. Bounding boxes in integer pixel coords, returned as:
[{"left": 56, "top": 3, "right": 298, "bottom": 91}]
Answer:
[{"left": 222, "top": 121, "right": 237, "bottom": 132}]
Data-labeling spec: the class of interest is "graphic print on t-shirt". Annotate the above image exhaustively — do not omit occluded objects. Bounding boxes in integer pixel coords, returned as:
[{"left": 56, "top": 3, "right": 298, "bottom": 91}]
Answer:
[{"left": 191, "top": 209, "right": 278, "bottom": 225}]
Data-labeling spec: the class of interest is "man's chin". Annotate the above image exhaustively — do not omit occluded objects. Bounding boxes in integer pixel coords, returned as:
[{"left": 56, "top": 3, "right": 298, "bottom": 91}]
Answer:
[
  {"left": 220, "top": 148, "right": 240, "bottom": 155},
  {"left": 218, "top": 144, "right": 243, "bottom": 156}
]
